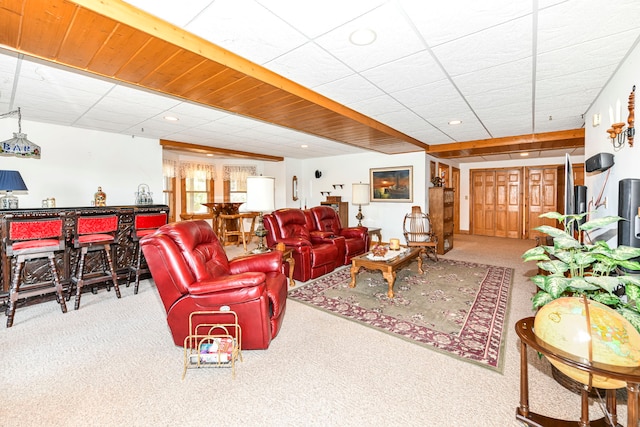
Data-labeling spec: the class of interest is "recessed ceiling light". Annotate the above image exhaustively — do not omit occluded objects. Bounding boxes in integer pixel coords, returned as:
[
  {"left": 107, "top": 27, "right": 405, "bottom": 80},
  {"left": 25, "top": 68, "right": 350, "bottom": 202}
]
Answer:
[
  {"left": 163, "top": 115, "right": 179, "bottom": 121},
  {"left": 448, "top": 120, "right": 462, "bottom": 125},
  {"left": 301, "top": 144, "right": 308, "bottom": 148},
  {"left": 206, "top": 153, "right": 214, "bottom": 157},
  {"left": 520, "top": 152, "right": 529, "bottom": 157},
  {"left": 349, "top": 29, "right": 377, "bottom": 46}
]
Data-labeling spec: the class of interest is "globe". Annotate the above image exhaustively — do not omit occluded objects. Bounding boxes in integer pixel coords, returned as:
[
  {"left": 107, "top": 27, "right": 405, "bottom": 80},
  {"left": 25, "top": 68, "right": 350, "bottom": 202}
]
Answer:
[{"left": 534, "top": 296, "right": 640, "bottom": 389}]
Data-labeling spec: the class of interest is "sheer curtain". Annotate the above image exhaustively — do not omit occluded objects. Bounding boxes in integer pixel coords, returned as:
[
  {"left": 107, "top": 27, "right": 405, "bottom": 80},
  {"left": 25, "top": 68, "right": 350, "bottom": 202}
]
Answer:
[
  {"left": 180, "top": 162, "right": 216, "bottom": 179},
  {"left": 162, "top": 159, "right": 177, "bottom": 178},
  {"left": 223, "top": 165, "right": 257, "bottom": 191}
]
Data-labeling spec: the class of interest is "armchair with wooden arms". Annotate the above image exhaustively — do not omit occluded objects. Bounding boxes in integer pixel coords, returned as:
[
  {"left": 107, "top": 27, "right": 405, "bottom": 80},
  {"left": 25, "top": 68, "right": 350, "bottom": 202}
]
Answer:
[
  {"left": 403, "top": 206, "right": 438, "bottom": 262},
  {"left": 140, "top": 220, "right": 287, "bottom": 350}
]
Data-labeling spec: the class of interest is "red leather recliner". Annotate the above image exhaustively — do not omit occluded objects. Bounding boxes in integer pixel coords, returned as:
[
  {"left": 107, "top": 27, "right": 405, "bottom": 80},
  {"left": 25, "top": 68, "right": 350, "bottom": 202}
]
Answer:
[
  {"left": 140, "top": 220, "right": 287, "bottom": 350},
  {"left": 310, "top": 206, "right": 369, "bottom": 264},
  {"left": 263, "top": 208, "right": 339, "bottom": 282}
]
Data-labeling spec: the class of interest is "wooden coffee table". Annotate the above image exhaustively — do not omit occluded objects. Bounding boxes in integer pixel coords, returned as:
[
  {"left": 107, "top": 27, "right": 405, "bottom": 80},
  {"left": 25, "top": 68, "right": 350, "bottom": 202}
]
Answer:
[{"left": 349, "top": 247, "right": 424, "bottom": 298}]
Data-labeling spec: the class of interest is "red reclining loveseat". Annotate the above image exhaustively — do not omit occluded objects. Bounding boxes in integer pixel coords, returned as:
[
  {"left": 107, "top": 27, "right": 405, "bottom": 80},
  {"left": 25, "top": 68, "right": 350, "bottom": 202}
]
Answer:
[
  {"left": 263, "top": 207, "right": 369, "bottom": 282},
  {"left": 309, "top": 205, "right": 369, "bottom": 264}
]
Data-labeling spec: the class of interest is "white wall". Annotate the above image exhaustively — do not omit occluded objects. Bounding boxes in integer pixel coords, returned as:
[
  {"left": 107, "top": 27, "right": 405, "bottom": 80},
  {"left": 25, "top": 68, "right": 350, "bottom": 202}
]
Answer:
[
  {"left": 584, "top": 39, "right": 640, "bottom": 233},
  {"left": 295, "top": 151, "right": 427, "bottom": 242},
  {"left": 0, "top": 120, "right": 162, "bottom": 208}
]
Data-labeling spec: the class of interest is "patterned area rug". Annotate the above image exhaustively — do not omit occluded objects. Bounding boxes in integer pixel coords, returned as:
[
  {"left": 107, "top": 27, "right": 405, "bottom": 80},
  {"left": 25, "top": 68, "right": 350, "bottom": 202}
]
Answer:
[{"left": 288, "top": 258, "right": 514, "bottom": 372}]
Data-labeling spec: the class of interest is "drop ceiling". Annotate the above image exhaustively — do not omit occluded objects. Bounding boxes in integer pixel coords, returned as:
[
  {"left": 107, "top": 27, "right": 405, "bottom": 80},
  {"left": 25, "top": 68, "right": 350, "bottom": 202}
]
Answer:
[{"left": 1, "top": 0, "right": 638, "bottom": 162}]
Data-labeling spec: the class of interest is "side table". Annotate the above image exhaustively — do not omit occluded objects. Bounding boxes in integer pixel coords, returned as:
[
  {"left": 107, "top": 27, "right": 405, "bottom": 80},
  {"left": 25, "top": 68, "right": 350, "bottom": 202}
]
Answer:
[
  {"left": 367, "top": 227, "right": 382, "bottom": 247},
  {"left": 278, "top": 248, "right": 295, "bottom": 287}
]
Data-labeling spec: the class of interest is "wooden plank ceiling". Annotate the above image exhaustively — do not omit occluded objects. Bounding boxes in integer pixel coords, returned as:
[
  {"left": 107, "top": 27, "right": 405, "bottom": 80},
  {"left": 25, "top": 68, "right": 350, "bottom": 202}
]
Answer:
[{"left": 0, "top": 0, "right": 583, "bottom": 159}]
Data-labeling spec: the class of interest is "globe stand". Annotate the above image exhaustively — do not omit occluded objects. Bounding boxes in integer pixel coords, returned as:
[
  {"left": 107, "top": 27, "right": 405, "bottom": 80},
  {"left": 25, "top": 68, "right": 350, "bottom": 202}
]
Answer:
[{"left": 515, "top": 317, "right": 637, "bottom": 427}]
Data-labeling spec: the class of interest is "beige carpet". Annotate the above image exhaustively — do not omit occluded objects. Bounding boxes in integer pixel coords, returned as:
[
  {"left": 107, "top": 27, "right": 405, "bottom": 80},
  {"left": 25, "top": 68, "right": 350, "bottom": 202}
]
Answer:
[{"left": 0, "top": 235, "right": 628, "bottom": 426}]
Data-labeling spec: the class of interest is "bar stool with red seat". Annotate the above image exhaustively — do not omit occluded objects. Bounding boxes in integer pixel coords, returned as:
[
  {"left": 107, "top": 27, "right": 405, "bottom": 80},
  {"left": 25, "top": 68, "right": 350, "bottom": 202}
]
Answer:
[
  {"left": 70, "top": 214, "right": 121, "bottom": 310},
  {"left": 5, "top": 217, "right": 67, "bottom": 327},
  {"left": 127, "top": 212, "right": 167, "bottom": 294}
]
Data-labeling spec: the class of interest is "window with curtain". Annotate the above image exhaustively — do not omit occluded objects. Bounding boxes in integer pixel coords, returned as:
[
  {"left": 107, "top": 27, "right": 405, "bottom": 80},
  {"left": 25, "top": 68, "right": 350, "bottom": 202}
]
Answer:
[
  {"left": 162, "top": 159, "right": 177, "bottom": 222},
  {"left": 223, "top": 165, "right": 256, "bottom": 203},
  {"left": 180, "top": 162, "right": 216, "bottom": 214}
]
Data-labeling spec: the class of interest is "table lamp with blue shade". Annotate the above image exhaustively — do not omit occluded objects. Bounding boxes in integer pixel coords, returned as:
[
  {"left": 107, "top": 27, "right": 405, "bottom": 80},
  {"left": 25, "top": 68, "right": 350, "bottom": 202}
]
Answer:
[{"left": 0, "top": 170, "right": 28, "bottom": 209}]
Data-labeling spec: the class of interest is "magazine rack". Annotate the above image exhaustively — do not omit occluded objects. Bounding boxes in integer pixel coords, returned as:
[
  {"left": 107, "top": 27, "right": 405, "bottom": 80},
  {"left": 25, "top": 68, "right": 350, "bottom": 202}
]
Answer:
[{"left": 182, "top": 310, "right": 242, "bottom": 379}]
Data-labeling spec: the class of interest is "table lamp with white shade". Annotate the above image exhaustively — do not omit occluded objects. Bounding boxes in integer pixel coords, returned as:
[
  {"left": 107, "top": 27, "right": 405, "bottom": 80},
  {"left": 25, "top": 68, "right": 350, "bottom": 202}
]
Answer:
[
  {"left": 352, "top": 183, "right": 370, "bottom": 226},
  {"left": 246, "top": 176, "right": 275, "bottom": 253}
]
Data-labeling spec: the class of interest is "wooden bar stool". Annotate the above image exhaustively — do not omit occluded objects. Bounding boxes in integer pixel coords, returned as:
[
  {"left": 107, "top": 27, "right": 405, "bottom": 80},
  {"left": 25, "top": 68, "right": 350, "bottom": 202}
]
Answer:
[
  {"left": 5, "top": 217, "right": 67, "bottom": 327},
  {"left": 127, "top": 212, "right": 167, "bottom": 294},
  {"left": 218, "top": 212, "right": 257, "bottom": 252},
  {"left": 218, "top": 213, "right": 248, "bottom": 251},
  {"left": 70, "top": 214, "right": 121, "bottom": 310}
]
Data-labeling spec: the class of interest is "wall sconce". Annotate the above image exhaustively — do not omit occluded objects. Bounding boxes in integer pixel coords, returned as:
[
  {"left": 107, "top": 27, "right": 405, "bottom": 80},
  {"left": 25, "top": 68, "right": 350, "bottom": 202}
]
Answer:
[
  {"left": 0, "top": 107, "right": 41, "bottom": 158},
  {"left": 607, "top": 85, "right": 635, "bottom": 149},
  {"left": 352, "top": 183, "right": 370, "bottom": 227}
]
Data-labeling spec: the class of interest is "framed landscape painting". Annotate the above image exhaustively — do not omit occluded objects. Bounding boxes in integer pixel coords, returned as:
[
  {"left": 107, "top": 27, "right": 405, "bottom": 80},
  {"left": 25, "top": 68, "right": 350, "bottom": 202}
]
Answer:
[{"left": 370, "top": 166, "right": 413, "bottom": 202}]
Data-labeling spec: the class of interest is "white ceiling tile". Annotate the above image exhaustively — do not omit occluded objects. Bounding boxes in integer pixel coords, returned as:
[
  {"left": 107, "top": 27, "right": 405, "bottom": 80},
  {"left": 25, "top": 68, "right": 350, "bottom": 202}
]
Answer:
[
  {"left": 361, "top": 50, "right": 446, "bottom": 93},
  {"left": 400, "top": 0, "right": 532, "bottom": 47},
  {"left": 534, "top": 115, "right": 584, "bottom": 133},
  {"left": 347, "top": 94, "right": 407, "bottom": 118},
  {"left": 453, "top": 58, "right": 532, "bottom": 96},
  {"left": 391, "top": 79, "right": 460, "bottom": 110},
  {"left": 537, "top": 0, "right": 640, "bottom": 53},
  {"left": 536, "top": 30, "right": 638, "bottom": 81},
  {"left": 432, "top": 16, "right": 532, "bottom": 77},
  {"left": 314, "top": 74, "right": 385, "bottom": 105},
  {"left": 314, "top": 3, "right": 426, "bottom": 72},
  {"left": 257, "top": 0, "right": 385, "bottom": 39},
  {"left": 185, "top": 0, "right": 309, "bottom": 64},
  {"left": 265, "top": 42, "right": 354, "bottom": 89},
  {"left": 165, "top": 103, "right": 231, "bottom": 121}
]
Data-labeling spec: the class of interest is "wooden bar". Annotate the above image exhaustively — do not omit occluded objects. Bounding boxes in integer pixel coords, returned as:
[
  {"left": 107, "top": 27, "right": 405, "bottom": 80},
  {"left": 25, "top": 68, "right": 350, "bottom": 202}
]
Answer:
[{"left": 0, "top": 205, "right": 169, "bottom": 296}]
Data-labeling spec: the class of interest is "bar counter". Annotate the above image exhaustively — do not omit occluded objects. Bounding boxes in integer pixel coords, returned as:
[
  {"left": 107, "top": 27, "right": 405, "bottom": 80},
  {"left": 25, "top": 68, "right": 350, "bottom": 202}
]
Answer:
[{"left": 0, "top": 204, "right": 169, "bottom": 295}]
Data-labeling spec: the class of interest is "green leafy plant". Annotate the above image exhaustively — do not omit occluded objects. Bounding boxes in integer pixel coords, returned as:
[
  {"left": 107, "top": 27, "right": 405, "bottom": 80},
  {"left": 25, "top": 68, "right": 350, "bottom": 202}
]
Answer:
[{"left": 522, "top": 212, "right": 640, "bottom": 332}]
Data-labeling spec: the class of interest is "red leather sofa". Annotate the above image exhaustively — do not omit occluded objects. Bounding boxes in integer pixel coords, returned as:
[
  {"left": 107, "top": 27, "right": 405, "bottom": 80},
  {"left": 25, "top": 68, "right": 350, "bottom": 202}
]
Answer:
[
  {"left": 309, "top": 205, "right": 369, "bottom": 264},
  {"left": 140, "top": 220, "right": 287, "bottom": 350},
  {"left": 263, "top": 207, "right": 369, "bottom": 282},
  {"left": 263, "top": 208, "right": 340, "bottom": 282}
]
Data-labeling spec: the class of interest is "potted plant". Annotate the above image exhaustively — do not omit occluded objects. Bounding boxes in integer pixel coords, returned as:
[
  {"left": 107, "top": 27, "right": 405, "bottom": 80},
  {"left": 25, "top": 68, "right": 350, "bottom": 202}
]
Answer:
[{"left": 522, "top": 211, "right": 640, "bottom": 333}]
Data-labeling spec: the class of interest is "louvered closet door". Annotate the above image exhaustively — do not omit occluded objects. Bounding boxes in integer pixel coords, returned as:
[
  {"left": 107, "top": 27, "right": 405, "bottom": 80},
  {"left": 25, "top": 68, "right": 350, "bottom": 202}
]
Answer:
[
  {"left": 495, "top": 169, "right": 522, "bottom": 238},
  {"left": 472, "top": 170, "right": 495, "bottom": 236},
  {"left": 527, "top": 167, "right": 558, "bottom": 240}
]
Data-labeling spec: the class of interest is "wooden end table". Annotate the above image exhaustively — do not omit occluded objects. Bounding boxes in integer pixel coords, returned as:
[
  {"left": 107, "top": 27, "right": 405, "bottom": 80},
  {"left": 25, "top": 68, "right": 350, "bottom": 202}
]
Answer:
[
  {"left": 279, "top": 248, "right": 295, "bottom": 287},
  {"left": 349, "top": 247, "right": 423, "bottom": 298},
  {"left": 367, "top": 227, "right": 382, "bottom": 247}
]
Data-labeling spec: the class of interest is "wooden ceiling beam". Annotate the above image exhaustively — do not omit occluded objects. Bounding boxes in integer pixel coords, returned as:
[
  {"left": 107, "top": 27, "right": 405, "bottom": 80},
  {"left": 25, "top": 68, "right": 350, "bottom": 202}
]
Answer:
[
  {"left": 160, "top": 140, "right": 284, "bottom": 162},
  {"left": 427, "top": 129, "right": 585, "bottom": 159}
]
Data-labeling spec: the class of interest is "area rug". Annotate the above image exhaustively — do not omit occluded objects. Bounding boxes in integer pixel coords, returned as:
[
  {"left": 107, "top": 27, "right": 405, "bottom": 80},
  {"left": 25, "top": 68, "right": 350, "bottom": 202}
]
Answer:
[{"left": 288, "top": 258, "right": 513, "bottom": 372}]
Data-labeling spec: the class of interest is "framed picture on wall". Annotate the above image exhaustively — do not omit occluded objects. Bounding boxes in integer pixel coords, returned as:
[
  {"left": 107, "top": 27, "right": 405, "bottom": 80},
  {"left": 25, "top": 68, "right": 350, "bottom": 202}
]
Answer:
[{"left": 370, "top": 166, "right": 413, "bottom": 202}]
